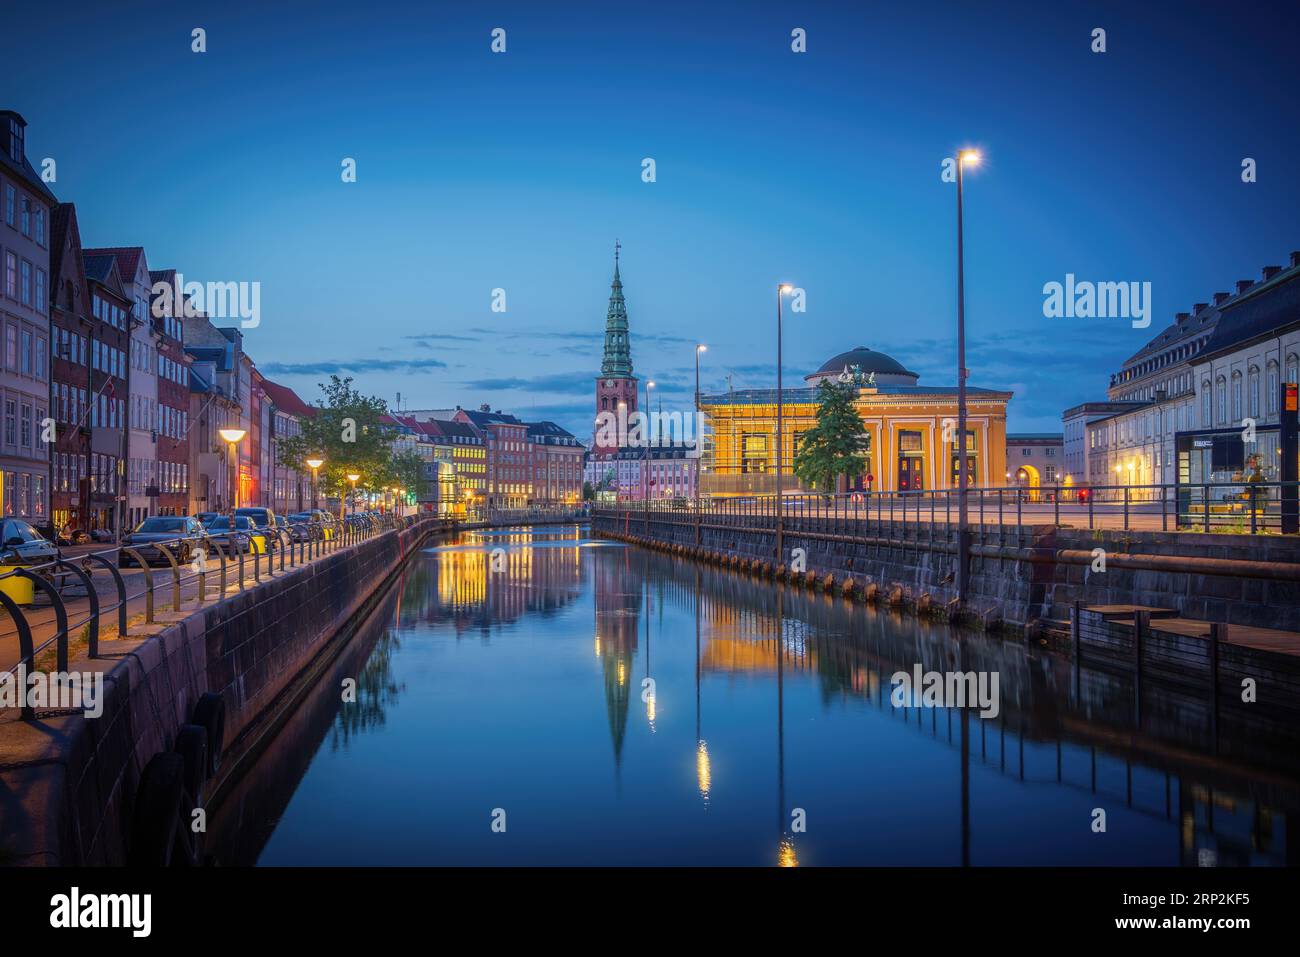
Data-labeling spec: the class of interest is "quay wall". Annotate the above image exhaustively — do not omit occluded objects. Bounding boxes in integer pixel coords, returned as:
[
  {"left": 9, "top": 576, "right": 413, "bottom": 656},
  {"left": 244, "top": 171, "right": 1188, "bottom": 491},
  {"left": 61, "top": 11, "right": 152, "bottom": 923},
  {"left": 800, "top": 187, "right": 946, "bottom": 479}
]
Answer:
[
  {"left": 0, "top": 518, "right": 450, "bottom": 866},
  {"left": 592, "top": 508, "right": 1300, "bottom": 632}
]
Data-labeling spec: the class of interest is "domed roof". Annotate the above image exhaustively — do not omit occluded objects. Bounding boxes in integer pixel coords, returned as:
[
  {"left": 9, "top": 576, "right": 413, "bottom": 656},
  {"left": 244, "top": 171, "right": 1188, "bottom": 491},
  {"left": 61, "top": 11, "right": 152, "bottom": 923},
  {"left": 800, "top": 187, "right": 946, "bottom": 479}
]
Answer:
[{"left": 804, "top": 346, "right": 919, "bottom": 386}]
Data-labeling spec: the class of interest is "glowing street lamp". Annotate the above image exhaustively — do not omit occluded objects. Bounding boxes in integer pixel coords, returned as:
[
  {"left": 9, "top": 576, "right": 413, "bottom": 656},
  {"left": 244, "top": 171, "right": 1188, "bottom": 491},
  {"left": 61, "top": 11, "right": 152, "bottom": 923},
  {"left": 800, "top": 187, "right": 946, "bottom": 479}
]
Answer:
[
  {"left": 218, "top": 427, "right": 247, "bottom": 521},
  {"left": 643, "top": 380, "right": 656, "bottom": 505},
  {"left": 306, "top": 456, "right": 324, "bottom": 511},
  {"left": 346, "top": 472, "right": 361, "bottom": 518}
]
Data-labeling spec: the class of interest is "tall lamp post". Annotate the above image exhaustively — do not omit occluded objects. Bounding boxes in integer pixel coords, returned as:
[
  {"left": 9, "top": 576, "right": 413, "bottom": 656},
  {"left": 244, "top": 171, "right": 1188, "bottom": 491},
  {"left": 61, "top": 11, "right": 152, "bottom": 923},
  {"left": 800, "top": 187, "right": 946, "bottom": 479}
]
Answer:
[
  {"left": 642, "top": 380, "right": 656, "bottom": 505},
  {"left": 775, "top": 283, "right": 794, "bottom": 566},
  {"left": 218, "top": 427, "right": 247, "bottom": 529},
  {"left": 695, "top": 344, "right": 707, "bottom": 502},
  {"left": 955, "top": 148, "right": 980, "bottom": 606}
]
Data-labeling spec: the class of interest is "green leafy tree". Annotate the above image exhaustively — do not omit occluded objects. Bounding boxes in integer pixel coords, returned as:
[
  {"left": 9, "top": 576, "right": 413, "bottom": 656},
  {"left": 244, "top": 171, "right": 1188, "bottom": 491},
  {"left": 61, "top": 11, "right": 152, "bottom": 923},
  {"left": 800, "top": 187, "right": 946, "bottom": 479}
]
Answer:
[
  {"left": 387, "top": 448, "right": 426, "bottom": 503},
  {"left": 278, "top": 376, "right": 393, "bottom": 506},
  {"left": 792, "top": 380, "right": 868, "bottom": 492}
]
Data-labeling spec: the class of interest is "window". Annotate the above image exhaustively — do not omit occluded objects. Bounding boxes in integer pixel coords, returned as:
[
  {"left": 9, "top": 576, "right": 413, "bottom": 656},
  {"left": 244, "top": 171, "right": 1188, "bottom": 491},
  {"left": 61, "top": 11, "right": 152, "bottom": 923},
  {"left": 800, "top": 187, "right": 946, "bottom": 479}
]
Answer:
[
  {"left": 20, "top": 329, "right": 30, "bottom": 374},
  {"left": 20, "top": 197, "right": 29, "bottom": 236},
  {"left": 34, "top": 208, "right": 44, "bottom": 246},
  {"left": 3, "top": 185, "right": 13, "bottom": 226},
  {"left": 1231, "top": 372, "right": 1242, "bottom": 423},
  {"left": 4, "top": 251, "right": 14, "bottom": 298},
  {"left": 1248, "top": 366, "right": 1260, "bottom": 419},
  {"left": 19, "top": 260, "right": 29, "bottom": 305},
  {"left": 35, "top": 268, "right": 44, "bottom": 313}
]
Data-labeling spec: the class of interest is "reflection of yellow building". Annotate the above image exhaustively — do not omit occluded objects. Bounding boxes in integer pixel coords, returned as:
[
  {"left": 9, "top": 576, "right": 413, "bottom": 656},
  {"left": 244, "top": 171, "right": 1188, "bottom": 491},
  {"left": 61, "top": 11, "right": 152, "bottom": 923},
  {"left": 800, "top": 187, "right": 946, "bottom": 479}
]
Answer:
[{"left": 701, "top": 346, "right": 1011, "bottom": 495}]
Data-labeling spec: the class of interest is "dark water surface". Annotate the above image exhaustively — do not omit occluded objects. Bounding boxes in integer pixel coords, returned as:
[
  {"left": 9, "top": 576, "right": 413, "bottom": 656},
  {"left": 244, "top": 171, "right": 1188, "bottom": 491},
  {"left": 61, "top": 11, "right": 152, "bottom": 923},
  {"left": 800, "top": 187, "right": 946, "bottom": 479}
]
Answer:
[{"left": 209, "top": 525, "right": 1300, "bottom": 866}]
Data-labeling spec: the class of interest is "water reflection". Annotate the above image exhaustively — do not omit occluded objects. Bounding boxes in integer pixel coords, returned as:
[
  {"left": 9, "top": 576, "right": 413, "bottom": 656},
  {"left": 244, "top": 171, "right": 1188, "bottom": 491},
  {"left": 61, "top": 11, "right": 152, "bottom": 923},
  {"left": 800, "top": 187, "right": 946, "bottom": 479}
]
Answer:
[{"left": 212, "top": 525, "right": 1300, "bottom": 866}]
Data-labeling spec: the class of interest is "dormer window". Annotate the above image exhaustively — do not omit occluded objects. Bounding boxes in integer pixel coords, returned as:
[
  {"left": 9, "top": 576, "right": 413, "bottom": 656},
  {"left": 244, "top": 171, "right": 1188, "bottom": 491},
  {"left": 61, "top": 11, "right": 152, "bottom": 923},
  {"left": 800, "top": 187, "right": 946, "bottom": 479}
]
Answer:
[{"left": 8, "top": 117, "right": 23, "bottom": 164}]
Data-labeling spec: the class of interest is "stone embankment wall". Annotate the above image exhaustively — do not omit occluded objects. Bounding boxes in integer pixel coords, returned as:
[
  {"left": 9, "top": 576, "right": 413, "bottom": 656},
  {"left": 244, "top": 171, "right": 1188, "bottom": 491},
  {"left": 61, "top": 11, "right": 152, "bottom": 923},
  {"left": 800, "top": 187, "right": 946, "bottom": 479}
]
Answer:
[
  {"left": 593, "top": 509, "right": 1300, "bottom": 632},
  {"left": 0, "top": 518, "right": 447, "bottom": 866}
]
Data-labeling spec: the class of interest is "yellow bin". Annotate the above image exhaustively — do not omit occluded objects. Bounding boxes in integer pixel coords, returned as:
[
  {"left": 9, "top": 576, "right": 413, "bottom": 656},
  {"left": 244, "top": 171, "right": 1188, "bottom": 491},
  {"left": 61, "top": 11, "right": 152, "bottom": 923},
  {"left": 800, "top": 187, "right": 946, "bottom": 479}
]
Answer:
[{"left": 0, "top": 572, "right": 36, "bottom": 606}]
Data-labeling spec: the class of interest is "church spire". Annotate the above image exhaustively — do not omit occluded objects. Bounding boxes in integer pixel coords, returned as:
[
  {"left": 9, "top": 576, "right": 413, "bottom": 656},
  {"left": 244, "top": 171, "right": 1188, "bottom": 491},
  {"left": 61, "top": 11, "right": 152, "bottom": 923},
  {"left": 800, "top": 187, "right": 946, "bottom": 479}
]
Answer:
[{"left": 601, "top": 240, "right": 633, "bottom": 377}]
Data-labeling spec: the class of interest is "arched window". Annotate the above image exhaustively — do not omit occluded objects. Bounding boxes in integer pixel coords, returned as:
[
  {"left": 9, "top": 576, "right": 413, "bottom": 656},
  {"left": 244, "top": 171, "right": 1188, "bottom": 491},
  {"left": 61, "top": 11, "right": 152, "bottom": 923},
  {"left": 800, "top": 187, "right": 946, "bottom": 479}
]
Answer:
[
  {"left": 1201, "top": 382, "right": 1211, "bottom": 428},
  {"left": 1231, "top": 371, "right": 1242, "bottom": 424},
  {"left": 1267, "top": 360, "right": 1280, "bottom": 416},
  {"left": 1248, "top": 365, "right": 1260, "bottom": 419},
  {"left": 1215, "top": 376, "right": 1227, "bottom": 425},
  {"left": 1287, "top": 353, "right": 1299, "bottom": 385}
]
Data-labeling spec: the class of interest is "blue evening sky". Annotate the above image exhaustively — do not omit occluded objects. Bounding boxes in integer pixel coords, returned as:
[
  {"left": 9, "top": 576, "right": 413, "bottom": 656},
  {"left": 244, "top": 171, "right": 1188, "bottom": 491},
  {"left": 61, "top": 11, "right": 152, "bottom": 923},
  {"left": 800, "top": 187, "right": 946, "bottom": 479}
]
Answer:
[{"left": 7, "top": 0, "right": 1299, "bottom": 436}]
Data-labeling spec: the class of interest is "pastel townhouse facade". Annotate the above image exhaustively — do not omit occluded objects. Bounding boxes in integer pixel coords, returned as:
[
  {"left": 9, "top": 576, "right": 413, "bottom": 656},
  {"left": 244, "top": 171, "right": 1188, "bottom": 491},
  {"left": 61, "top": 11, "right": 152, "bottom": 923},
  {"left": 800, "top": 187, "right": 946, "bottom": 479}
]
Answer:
[
  {"left": 527, "top": 420, "right": 584, "bottom": 504},
  {"left": 1004, "top": 433, "right": 1064, "bottom": 488},
  {"left": 455, "top": 407, "right": 531, "bottom": 509},
  {"left": 0, "top": 110, "right": 55, "bottom": 525},
  {"left": 48, "top": 203, "right": 86, "bottom": 536},
  {"left": 261, "top": 378, "right": 313, "bottom": 515},
  {"left": 148, "top": 268, "right": 192, "bottom": 516},
  {"left": 80, "top": 252, "right": 130, "bottom": 535},
  {"left": 94, "top": 248, "right": 159, "bottom": 529},
  {"left": 184, "top": 314, "right": 245, "bottom": 514}
]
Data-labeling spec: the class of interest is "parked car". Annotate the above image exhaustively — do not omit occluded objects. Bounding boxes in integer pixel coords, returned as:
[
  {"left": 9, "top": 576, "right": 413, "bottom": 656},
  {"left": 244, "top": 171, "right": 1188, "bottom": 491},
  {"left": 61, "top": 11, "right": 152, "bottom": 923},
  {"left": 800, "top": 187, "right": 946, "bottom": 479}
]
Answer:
[
  {"left": 89, "top": 528, "right": 115, "bottom": 543},
  {"left": 202, "top": 515, "right": 267, "bottom": 555},
  {"left": 285, "top": 512, "right": 323, "bottom": 542},
  {"left": 0, "top": 518, "right": 59, "bottom": 567},
  {"left": 56, "top": 526, "right": 91, "bottom": 546},
  {"left": 304, "top": 509, "right": 338, "bottom": 540},
  {"left": 120, "top": 516, "right": 209, "bottom": 567},
  {"left": 234, "top": 507, "right": 280, "bottom": 549}
]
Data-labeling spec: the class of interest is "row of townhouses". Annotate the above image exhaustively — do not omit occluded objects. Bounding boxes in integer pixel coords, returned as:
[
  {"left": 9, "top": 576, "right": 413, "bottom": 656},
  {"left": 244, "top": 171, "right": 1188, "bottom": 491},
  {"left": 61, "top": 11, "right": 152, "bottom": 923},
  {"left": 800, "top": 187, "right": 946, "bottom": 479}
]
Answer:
[
  {"left": 1, "top": 109, "right": 318, "bottom": 534},
  {"left": 390, "top": 407, "right": 585, "bottom": 512}
]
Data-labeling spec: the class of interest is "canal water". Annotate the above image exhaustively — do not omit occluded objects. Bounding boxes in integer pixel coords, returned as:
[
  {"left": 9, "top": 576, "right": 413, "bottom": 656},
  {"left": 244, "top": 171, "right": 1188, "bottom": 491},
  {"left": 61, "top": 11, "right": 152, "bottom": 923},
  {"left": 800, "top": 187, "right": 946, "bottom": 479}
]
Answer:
[{"left": 210, "top": 525, "right": 1300, "bottom": 866}]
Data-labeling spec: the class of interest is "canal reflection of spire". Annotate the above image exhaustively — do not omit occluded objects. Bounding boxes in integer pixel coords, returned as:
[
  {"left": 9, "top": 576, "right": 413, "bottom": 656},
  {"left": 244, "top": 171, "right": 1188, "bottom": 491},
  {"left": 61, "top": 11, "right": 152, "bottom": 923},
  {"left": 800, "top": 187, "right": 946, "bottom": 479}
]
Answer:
[{"left": 593, "top": 543, "right": 641, "bottom": 767}]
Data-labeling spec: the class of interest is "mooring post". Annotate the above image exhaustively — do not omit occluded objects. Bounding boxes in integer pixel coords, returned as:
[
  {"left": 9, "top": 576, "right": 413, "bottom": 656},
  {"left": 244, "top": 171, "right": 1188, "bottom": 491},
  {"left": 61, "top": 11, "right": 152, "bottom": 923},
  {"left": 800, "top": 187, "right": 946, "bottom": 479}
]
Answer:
[{"left": 1209, "top": 621, "right": 1223, "bottom": 750}]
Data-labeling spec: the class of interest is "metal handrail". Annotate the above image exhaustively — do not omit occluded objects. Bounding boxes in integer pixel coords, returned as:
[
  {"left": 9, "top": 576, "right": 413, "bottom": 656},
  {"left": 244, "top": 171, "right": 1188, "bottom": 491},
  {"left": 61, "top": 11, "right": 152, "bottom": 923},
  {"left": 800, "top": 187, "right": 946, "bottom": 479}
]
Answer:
[
  {"left": 0, "top": 514, "right": 443, "bottom": 720},
  {"left": 597, "top": 481, "right": 1300, "bottom": 535}
]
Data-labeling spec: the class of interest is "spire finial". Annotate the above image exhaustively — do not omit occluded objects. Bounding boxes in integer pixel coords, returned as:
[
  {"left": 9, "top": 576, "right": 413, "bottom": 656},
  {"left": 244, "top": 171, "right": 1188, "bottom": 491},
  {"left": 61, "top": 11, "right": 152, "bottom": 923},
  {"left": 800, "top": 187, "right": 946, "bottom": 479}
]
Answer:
[{"left": 614, "top": 238, "right": 621, "bottom": 264}]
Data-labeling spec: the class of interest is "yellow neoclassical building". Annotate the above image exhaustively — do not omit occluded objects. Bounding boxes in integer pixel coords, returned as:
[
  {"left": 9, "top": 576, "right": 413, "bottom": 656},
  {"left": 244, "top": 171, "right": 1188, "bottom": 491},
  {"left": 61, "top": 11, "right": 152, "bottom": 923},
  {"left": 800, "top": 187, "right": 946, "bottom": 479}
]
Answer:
[{"left": 700, "top": 346, "right": 1012, "bottom": 496}]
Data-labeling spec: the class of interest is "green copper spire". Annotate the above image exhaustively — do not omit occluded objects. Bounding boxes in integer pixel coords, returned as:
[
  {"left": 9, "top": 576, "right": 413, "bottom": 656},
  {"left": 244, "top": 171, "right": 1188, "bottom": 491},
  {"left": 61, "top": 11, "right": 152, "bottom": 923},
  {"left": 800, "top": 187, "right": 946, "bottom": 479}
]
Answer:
[{"left": 601, "top": 240, "right": 634, "bottom": 377}]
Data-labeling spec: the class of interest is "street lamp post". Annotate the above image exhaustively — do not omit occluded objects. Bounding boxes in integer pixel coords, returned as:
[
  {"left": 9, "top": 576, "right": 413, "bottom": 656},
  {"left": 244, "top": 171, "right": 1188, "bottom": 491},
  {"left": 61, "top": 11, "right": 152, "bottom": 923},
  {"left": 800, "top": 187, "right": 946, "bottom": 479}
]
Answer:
[
  {"left": 306, "top": 457, "right": 324, "bottom": 511},
  {"left": 695, "top": 344, "right": 707, "bottom": 503},
  {"left": 218, "top": 427, "right": 247, "bottom": 530},
  {"left": 346, "top": 472, "right": 361, "bottom": 519},
  {"left": 955, "top": 148, "right": 980, "bottom": 607},
  {"left": 776, "top": 283, "right": 794, "bottom": 566},
  {"left": 643, "top": 380, "right": 656, "bottom": 506}
]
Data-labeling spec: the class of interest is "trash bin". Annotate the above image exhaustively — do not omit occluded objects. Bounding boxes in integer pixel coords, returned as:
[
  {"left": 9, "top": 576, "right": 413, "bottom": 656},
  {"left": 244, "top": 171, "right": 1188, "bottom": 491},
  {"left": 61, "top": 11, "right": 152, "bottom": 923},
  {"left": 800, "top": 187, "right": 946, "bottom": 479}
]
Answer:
[{"left": 0, "top": 571, "right": 36, "bottom": 606}]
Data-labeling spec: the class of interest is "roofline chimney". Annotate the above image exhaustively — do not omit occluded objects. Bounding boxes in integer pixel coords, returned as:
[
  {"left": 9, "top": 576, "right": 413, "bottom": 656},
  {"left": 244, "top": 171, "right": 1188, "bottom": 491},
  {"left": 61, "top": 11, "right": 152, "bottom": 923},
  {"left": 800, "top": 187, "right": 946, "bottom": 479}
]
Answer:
[
  {"left": 1213, "top": 291, "right": 1230, "bottom": 305},
  {"left": 1236, "top": 279, "right": 1254, "bottom": 294},
  {"left": 1263, "top": 265, "right": 1283, "bottom": 281}
]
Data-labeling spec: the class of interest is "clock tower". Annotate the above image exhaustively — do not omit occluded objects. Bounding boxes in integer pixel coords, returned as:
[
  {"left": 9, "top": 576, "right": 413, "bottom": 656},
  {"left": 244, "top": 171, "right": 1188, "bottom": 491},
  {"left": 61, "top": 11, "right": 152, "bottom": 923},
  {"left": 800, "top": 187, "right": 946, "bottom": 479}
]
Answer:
[{"left": 594, "top": 241, "right": 638, "bottom": 454}]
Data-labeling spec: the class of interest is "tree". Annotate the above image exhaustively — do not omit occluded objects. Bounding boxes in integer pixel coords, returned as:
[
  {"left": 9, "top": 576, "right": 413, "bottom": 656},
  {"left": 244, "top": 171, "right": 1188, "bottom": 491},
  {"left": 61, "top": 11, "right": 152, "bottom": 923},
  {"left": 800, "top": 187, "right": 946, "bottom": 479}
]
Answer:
[
  {"left": 792, "top": 380, "right": 868, "bottom": 492},
  {"left": 388, "top": 448, "right": 426, "bottom": 504},
  {"left": 278, "top": 376, "right": 393, "bottom": 504}
]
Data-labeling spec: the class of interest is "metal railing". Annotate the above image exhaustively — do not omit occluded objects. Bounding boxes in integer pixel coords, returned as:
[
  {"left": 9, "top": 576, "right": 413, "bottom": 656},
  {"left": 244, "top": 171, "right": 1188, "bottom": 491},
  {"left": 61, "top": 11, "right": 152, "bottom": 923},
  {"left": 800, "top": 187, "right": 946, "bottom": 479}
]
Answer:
[
  {"left": 0, "top": 511, "right": 431, "bottom": 721},
  {"left": 598, "top": 482, "right": 1300, "bottom": 535}
]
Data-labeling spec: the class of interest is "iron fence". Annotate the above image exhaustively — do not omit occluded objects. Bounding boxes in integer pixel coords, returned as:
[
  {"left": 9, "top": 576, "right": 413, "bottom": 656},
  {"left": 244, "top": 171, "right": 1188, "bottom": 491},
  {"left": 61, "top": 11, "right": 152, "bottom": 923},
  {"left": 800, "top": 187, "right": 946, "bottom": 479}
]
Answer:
[
  {"left": 0, "top": 512, "right": 437, "bottom": 721},
  {"left": 601, "top": 481, "right": 1300, "bottom": 536}
]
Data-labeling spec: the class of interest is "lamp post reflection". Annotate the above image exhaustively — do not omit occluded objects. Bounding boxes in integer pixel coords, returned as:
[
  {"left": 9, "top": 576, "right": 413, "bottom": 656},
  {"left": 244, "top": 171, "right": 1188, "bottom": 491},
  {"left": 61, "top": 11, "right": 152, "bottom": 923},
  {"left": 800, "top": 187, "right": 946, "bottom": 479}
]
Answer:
[
  {"left": 694, "top": 566, "right": 711, "bottom": 806},
  {"left": 776, "top": 584, "right": 798, "bottom": 866},
  {"left": 644, "top": 568, "right": 656, "bottom": 731}
]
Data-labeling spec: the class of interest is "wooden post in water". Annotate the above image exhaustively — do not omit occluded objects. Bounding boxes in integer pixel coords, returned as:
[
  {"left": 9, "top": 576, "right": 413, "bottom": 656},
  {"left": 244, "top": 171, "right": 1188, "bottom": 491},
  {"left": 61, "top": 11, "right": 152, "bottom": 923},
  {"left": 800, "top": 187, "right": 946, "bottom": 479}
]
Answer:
[
  {"left": 1209, "top": 621, "right": 1223, "bottom": 753},
  {"left": 1134, "top": 610, "right": 1149, "bottom": 725}
]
